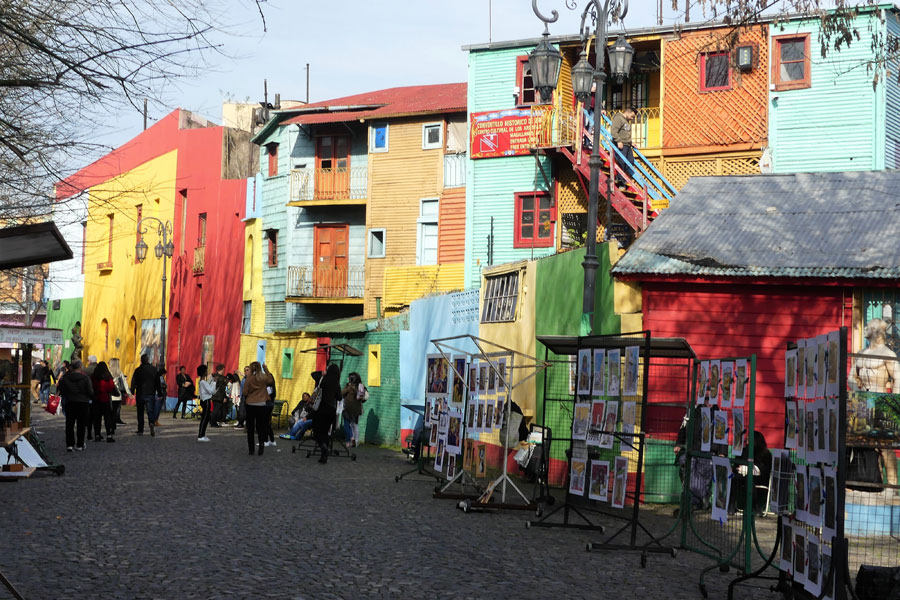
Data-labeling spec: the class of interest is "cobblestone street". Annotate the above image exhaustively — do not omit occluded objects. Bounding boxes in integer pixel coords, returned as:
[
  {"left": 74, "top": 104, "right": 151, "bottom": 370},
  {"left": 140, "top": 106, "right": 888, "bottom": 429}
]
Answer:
[{"left": 0, "top": 408, "right": 781, "bottom": 600}]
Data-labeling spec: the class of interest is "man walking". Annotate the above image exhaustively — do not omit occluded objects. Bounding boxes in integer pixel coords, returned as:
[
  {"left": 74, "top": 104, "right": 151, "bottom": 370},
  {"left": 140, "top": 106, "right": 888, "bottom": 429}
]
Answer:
[
  {"left": 210, "top": 364, "right": 227, "bottom": 426},
  {"left": 57, "top": 359, "right": 93, "bottom": 451},
  {"left": 610, "top": 106, "right": 636, "bottom": 183},
  {"left": 85, "top": 355, "right": 98, "bottom": 377},
  {"left": 130, "top": 354, "right": 161, "bottom": 436},
  {"left": 173, "top": 365, "right": 194, "bottom": 419}
]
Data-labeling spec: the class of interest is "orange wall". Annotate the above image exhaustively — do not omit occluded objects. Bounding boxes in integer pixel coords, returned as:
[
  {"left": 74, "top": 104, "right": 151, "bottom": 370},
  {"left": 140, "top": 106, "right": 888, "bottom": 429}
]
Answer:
[
  {"left": 662, "top": 26, "right": 768, "bottom": 150},
  {"left": 438, "top": 186, "right": 465, "bottom": 263}
]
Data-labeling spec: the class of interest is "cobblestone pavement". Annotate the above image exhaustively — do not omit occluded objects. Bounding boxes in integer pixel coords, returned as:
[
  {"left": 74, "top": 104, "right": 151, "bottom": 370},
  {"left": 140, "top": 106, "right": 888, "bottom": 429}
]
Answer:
[{"left": 0, "top": 408, "right": 784, "bottom": 600}]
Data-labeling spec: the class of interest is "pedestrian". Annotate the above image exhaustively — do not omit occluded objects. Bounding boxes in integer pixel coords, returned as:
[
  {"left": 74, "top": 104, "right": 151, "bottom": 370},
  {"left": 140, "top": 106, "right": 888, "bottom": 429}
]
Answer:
[
  {"left": 30, "top": 360, "right": 41, "bottom": 403},
  {"left": 37, "top": 360, "right": 55, "bottom": 405},
  {"left": 243, "top": 362, "right": 275, "bottom": 456},
  {"left": 90, "top": 361, "right": 116, "bottom": 443},
  {"left": 196, "top": 364, "right": 214, "bottom": 442},
  {"left": 280, "top": 392, "right": 314, "bottom": 441},
  {"left": 312, "top": 364, "right": 341, "bottom": 464},
  {"left": 233, "top": 366, "right": 250, "bottom": 429},
  {"left": 173, "top": 365, "right": 194, "bottom": 419},
  {"left": 154, "top": 366, "right": 167, "bottom": 429},
  {"left": 84, "top": 355, "right": 98, "bottom": 377},
  {"left": 610, "top": 106, "right": 636, "bottom": 183},
  {"left": 54, "top": 360, "right": 69, "bottom": 383},
  {"left": 263, "top": 378, "right": 277, "bottom": 447},
  {"left": 57, "top": 359, "right": 93, "bottom": 452},
  {"left": 130, "top": 354, "right": 161, "bottom": 436},
  {"left": 341, "top": 372, "right": 365, "bottom": 447},
  {"left": 108, "top": 358, "right": 129, "bottom": 432},
  {"left": 225, "top": 373, "right": 241, "bottom": 423},
  {"left": 208, "top": 364, "right": 227, "bottom": 426}
]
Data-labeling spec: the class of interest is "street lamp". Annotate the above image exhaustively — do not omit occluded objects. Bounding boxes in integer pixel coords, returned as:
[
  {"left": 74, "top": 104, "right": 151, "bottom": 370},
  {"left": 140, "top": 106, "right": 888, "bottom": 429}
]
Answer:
[
  {"left": 135, "top": 216, "right": 174, "bottom": 368},
  {"left": 531, "top": 0, "right": 631, "bottom": 334}
]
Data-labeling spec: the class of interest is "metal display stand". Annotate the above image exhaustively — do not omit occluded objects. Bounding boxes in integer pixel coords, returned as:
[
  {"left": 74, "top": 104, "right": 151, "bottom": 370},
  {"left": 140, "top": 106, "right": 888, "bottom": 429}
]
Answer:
[
  {"left": 394, "top": 403, "right": 442, "bottom": 483},
  {"left": 527, "top": 332, "right": 695, "bottom": 564},
  {"left": 428, "top": 335, "right": 548, "bottom": 511}
]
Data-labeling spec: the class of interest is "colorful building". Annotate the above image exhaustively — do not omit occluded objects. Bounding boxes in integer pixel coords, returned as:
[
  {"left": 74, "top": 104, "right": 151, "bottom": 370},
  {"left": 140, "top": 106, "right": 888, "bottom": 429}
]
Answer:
[
  {"left": 45, "top": 191, "right": 88, "bottom": 364},
  {"left": 56, "top": 109, "right": 254, "bottom": 391}
]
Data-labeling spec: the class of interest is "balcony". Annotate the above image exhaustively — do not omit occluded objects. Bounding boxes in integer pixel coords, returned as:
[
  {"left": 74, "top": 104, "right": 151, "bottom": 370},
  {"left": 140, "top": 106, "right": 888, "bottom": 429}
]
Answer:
[
  {"left": 286, "top": 264, "right": 365, "bottom": 300},
  {"left": 605, "top": 107, "right": 662, "bottom": 149},
  {"left": 443, "top": 153, "right": 467, "bottom": 188},
  {"left": 192, "top": 245, "right": 205, "bottom": 275},
  {"left": 289, "top": 167, "right": 367, "bottom": 205},
  {"left": 383, "top": 263, "right": 464, "bottom": 310}
]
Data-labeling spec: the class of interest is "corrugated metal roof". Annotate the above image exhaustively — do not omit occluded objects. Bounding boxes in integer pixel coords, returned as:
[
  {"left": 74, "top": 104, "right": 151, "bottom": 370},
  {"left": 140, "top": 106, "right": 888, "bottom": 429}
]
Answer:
[
  {"left": 282, "top": 83, "right": 467, "bottom": 126},
  {"left": 294, "top": 316, "right": 378, "bottom": 335},
  {"left": 612, "top": 171, "right": 900, "bottom": 279}
]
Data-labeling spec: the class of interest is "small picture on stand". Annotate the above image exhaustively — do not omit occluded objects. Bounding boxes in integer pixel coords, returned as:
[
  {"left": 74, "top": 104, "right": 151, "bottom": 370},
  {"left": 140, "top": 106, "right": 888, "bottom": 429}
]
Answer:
[
  {"left": 497, "top": 357, "right": 508, "bottom": 389},
  {"left": 475, "top": 444, "right": 487, "bottom": 478},
  {"left": 793, "top": 529, "right": 807, "bottom": 587},
  {"left": 806, "top": 534, "right": 821, "bottom": 596},
  {"left": 478, "top": 364, "right": 488, "bottom": 394},
  {"left": 713, "top": 410, "right": 728, "bottom": 445},
  {"left": 462, "top": 439, "right": 474, "bottom": 471},
  {"left": 577, "top": 348, "right": 592, "bottom": 396},
  {"left": 429, "top": 423, "right": 438, "bottom": 446},
  {"left": 434, "top": 439, "right": 446, "bottom": 471},
  {"left": 808, "top": 466, "right": 823, "bottom": 528},
  {"left": 712, "top": 455, "right": 732, "bottom": 523},
  {"left": 785, "top": 401, "right": 798, "bottom": 449},
  {"left": 607, "top": 349, "right": 621, "bottom": 397},
  {"left": 816, "top": 400, "right": 826, "bottom": 461},
  {"left": 732, "top": 409, "right": 745, "bottom": 455},
  {"left": 720, "top": 361, "right": 734, "bottom": 409},
  {"left": 466, "top": 402, "right": 476, "bottom": 430},
  {"left": 487, "top": 364, "right": 496, "bottom": 395},
  {"left": 468, "top": 364, "right": 477, "bottom": 394},
  {"left": 697, "top": 361, "right": 709, "bottom": 404},
  {"left": 795, "top": 464, "right": 809, "bottom": 524},
  {"left": 568, "top": 356, "right": 577, "bottom": 396},
  {"left": 822, "top": 545, "right": 834, "bottom": 600},
  {"left": 700, "top": 406, "right": 712, "bottom": 452},
  {"left": 599, "top": 400, "right": 619, "bottom": 449},
  {"left": 780, "top": 520, "right": 793, "bottom": 573},
  {"left": 569, "top": 458, "right": 587, "bottom": 496},
  {"left": 494, "top": 397, "right": 504, "bottom": 427},
  {"left": 824, "top": 465, "right": 837, "bottom": 541},
  {"left": 805, "top": 406, "right": 816, "bottom": 457},
  {"left": 592, "top": 349, "right": 606, "bottom": 397},
  {"left": 424, "top": 398, "right": 433, "bottom": 426},
  {"left": 475, "top": 400, "right": 485, "bottom": 432},
  {"left": 587, "top": 400, "right": 605, "bottom": 447},
  {"left": 452, "top": 356, "right": 467, "bottom": 408},
  {"left": 708, "top": 360, "right": 721, "bottom": 405},
  {"left": 588, "top": 460, "right": 610, "bottom": 502},
  {"left": 797, "top": 401, "right": 806, "bottom": 462},
  {"left": 816, "top": 334, "right": 827, "bottom": 398},
  {"left": 446, "top": 454, "right": 457, "bottom": 480},
  {"left": 797, "top": 339, "right": 807, "bottom": 397},
  {"left": 826, "top": 331, "right": 840, "bottom": 397},
  {"left": 624, "top": 346, "right": 639, "bottom": 396},
  {"left": 734, "top": 358, "right": 748, "bottom": 407},
  {"left": 621, "top": 401, "right": 636, "bottom": 448},
  {"left": 426, "top": 354, "right": 448, "bottom": 394},
  {"left": 805, "top": 337, "right": 817, "bottom": 399},
  {"left": 572, "top": 402, "right": 590, "bottom": 441},
  {"left": 785, "top": 349, "right": 798, "bottom": 398},
  {"left": 826, "top": 397, "right": 838, "bottom": 463},
  {"left": 447, "top": 410, "right": 462, "bottom": 454},
  {"left": 484, "top": 401, "right": 494, "bottom": 432},
  {"left": 611, "top": 456, "right": 628, "bottom": 508}
]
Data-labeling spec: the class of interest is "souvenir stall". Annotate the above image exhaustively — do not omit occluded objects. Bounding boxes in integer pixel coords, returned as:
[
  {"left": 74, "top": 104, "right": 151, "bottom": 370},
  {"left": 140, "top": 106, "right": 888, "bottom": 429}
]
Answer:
[{"left": 424, "top": 335, "right": 548, "bottom": 512}]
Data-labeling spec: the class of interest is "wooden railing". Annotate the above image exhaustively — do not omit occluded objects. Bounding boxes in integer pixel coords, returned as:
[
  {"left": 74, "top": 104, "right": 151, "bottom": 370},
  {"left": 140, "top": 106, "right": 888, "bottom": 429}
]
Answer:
[
  {"left": 192, "top": 245, "right": 205, "bottom": 275},
  {"left": 289, "top": 167, "right": 367, "bottom": 202},
  {"left": 529, "top": 105, "right": 580, "bottom": 148},
  {"left": 606, "top": 107, "right": 662, "bottom": 149},
  {"left": 286, "top": 264, "right": 364, "bottom": 299}
]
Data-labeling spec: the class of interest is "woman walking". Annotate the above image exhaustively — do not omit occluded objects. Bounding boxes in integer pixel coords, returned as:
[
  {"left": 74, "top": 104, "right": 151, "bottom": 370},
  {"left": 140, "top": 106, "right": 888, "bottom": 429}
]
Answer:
[
  {"left": 243, "top": 362, "right": 275, "bottom": 455},
  {"left": 313, "top": 363, "right": 341, "bottom": 464},
  {"left": 57, "top": 360, "right": 93, "bottom": 451},
  {"left": 108, "top": 358, "right": 129, "bottom": 431},
  {"left": 90, "top": 362, "right": 117, "bottom": 443},
  {"left": 196, "top": 365, "right": 215, "bottom": 442},
  {"left": 342, "top": 372, "right": 365, "bottom": 447}
]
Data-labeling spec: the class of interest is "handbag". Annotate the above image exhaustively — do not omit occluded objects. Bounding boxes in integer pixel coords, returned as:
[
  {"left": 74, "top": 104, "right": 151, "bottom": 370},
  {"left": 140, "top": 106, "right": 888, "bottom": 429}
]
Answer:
[
  {"left": 309, "top": 385, "right": 323, "bottom": 412},
  {"left": 45, "top": 394, "right": 61, "bottom": 415}
]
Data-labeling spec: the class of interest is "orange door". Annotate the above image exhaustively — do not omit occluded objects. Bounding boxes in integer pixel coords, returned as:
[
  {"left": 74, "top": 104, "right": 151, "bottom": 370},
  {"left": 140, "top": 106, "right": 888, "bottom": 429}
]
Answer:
[
  {"left": 315, "top": 136, "right": 350, "bottom": 199},
  {"left": 314, "top": 225, "right": 349, "bottom": 296}
]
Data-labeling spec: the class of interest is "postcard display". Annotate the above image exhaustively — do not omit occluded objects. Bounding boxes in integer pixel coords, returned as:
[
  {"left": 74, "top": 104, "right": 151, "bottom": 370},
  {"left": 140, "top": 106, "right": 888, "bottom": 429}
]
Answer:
[
  {"left": 528, "top": 332, "right": 677, "bottom": 561},
  {"left": 773, "top": 329, "right": 848, "bottom": 600},
  {"left": 426, "top": 335, "right": 548, "bottom": 510}
]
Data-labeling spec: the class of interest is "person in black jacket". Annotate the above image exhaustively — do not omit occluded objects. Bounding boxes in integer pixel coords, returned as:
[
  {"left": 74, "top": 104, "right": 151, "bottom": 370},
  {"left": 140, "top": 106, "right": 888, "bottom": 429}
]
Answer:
[
  {"left": 130, "top": 354, "right": 161, "bottom": 436},
  {"left": 209, "top": 364, "right": 227, "bottom": 426},
  {"left": 57, "top": 359, "right": 93, "bottom": 451},
  {"left": 173, "top": 365, "right": 194, "bottom": 419},
  {"left": 313, "top": 364, "right": 341, "bottom": 464}
]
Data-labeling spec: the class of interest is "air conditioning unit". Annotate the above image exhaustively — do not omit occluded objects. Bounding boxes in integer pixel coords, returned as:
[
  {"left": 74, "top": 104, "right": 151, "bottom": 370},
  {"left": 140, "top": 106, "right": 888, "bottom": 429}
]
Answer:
[{"left": 51, "top": 299, "right": 60, "bottom": 310}]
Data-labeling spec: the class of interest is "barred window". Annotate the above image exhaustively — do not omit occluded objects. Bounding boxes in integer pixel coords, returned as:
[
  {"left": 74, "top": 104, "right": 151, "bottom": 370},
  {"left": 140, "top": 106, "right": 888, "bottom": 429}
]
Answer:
[{"left": 481, "top": 271, "right": 520, "bottom": 323}]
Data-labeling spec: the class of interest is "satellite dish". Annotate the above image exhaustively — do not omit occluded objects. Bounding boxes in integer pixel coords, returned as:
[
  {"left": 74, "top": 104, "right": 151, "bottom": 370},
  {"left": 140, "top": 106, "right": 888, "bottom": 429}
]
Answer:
[{"left": 759, "top": 147, "right": 774, "bottom": 174}]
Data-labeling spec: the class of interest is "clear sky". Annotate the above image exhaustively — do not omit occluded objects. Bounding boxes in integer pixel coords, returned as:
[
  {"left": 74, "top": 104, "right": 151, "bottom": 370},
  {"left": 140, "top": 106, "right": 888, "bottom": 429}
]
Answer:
[{"left": 95, "top": 0, "right": 695, "bottom": 153}]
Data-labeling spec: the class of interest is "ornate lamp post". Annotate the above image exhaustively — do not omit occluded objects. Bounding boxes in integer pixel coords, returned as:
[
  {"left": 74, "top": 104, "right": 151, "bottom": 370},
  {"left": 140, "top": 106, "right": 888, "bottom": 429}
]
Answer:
[
  {"left": 135, "top": 217, "right": 174, "bottom": 367},
  {"left": 530, "top": 0, "right": 633, "bottom": 333}
]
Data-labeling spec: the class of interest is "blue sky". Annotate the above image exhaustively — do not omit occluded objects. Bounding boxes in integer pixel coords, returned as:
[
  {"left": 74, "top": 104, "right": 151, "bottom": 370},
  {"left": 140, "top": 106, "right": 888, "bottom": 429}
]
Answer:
[{"left": 99, "top": 0, "right": 692, "bottom": 151}]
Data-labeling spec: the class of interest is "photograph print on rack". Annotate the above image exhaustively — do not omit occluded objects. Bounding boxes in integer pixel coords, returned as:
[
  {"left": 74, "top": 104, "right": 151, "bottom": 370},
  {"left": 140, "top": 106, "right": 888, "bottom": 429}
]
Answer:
[
  {"left": 572, "top": 402, "right": 590, "bottom": 441},
  {"left": 587, "top": 400, "right": 605, "bottom": 447},
  {"left": 805, "top": 337, "right": 817, "bottom": 399},
  {"left": 487, "top": 362, "right": 496, "bottom": 395},
  {"left": 700, "top": 406, "right": 712, "bottom": 452},
  {"left": 462, "top": 439, "right": 474, "bottom": 471},
  {"left": 823, "top": 466, "right": 836, "bottom": 541},
  {"left": 720, "top": 361, "right": 734, "bottom": 409},
  {"left": 475, "top": 400, "right": 485, "bottom": 433},
  {"left": 734, "top": 358, "right": 748, "bottom": 407},
  {"left": 708, "top": 360, "right": 721, "bottom": 405},
  {"left": 697, "top": 361, "right": 709, "bottom": 404},
  {"left": 621, "top": 401, "right": 636, "bottom": 448},
  {"left": 466, "top": 401, "right": 476, "bottom": 431},
  {"left": 577, "top": 348, "right": 592, "bottom": 396},
  {"left": 451, "top": 356, "right": 467, "bottom": 408},
  {"left": 624, "top": 345, "right": 639, "bottom": 396},
  {"left": 588, "top": 460, "right": 610, "bottom": 502},
  {"left": 826, "top": 330, "right": 840, "bottom": 397},
  {"left": 807, "top": 466, "right": 823, "bottom": 529},
  {"left": 785, "top": 400, "right": 799, "bottom": 449},
  {"left": 826, "top": 397, "right": 838, "bottom": 463},
  {"left": 732, "top": 408, "right": 745, "bottom": 455},
  {"left": 426, "top": 354, "right": 449, "bottom": 395},
  {"left": 434, "top": 438, "right": 446, "bottom": 472},
  {"left": 795, "top": 464, "right": 809, "bottom": 524},
  {"left": 793, "top": 528, "right": 807, "bottom": 587},
  {"left": 780, "top": 520, "right": 793, "bottom": 573},
  {"left": 599, "top": 400, "right": 619, "bottom": 449},
  {"left": 475, "top": 444, "right": 487, "bottom": 478},
  {"left": 484, "top": 401, "right": 494, "bottom": 433},
  {"left": 711, "top": 455, "right": 732, "bottom": 523},
  {"left": 607, "top": 348, "right": 621, "bottom": 397},
  {"left": 815, "top": 399, "right": 827, "bottom": 463},
  {"left": 478, "top": 363, "right": 488, "bottom": 395},
  {"left": 796, "top": 339, "right": 807, "bottom": 398},
  {"left": 569, "top": 458, "right": 587, "bottom": 496},
  {"left": 816, "top": 334, "right": 827, "bottom": 398},
  {"left": 497, "top": 357, "right": 508, "bottom": 390},
  {"left": 446, "top": 454, "right": 457, "bottom": 480},
  {"left": 446, "top": 410, "right": 463, "bottom": 454},
  {"left": 713, "top": 410, "right": 729, "bottom": 445},
  {"left": 806, "top": 533, "right": 821, "bottom": 597},
  {"left": 468, "top": 363, "right": 477, "bottom": 394},
  {"left": 611, "top": 456, "right": 628, "bottom": 509},
  {"left": 592, "top": 349, "right": 605, "bottom": 398}
]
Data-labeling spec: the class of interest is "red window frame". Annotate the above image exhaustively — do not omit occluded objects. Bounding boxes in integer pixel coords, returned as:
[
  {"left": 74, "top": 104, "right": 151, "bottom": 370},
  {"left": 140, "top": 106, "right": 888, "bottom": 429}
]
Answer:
[
  {"left": 198, "top": 213, "right": 207, "bottom": 247},
  {"left": 266, "top": 229, "right": 278, "bottom": 267},
  {"left": 772, "top": 34, "right": 811, "bottom": 91},
  {"left": 134, "top": 204, "right": 142, "bottom": 264},
  {"left": 516, "top": 56, "right": 537, "bottom": 106},
  {"left": 699, "top": 51, "right": 731, "bottom": 92},
  {"left": 514, "top": 191, "right": 555, "bottom": 248},
  {"left": 266, "top": 142, "right": 278, "bottom": 177}
]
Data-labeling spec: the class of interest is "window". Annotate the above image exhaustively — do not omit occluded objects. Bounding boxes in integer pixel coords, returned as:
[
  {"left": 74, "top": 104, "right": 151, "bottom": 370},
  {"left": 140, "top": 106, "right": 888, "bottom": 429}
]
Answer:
[
  {"left": 80, "top": 222, "right": 87, "bottom": 274},
  {"left": 134, "top": 204, "right": 142, "bottom": 263},
  {"left": 368, "top": 344, "right": 381, "bottom": 387},
  {"left": 98, "top": 214, "right": 114, "bottom": 269},
  {"left": 773, "top": 34, "right": 811, "bottom": 91},
  {"left": 368, "top": 228, "right": 386, "bottom": 258},
  {"left": 417, "top": 199, "right": 439, "bottom": 266},
  {"left": 422, "top": 123, "right": 443, "bottom": 149},
  {"left": 242, "top": 301, "right": 252, "bottom": 334},
  {"left": 197, "top": 213, "right": 207, "bottom": 247},
  {"left": 370, "top": 123, "right": 389, "bottom": 152},
  {"left": 514, "top": 192, "right": 555, "bottom": 248},
  {"left": 281, "top": 348, "right": 294, "bottom": 379},
  {"left": 481, "top": 271, "right": 520, "bottom": 323},
  {"left": 516, "top": 56, "right": 537, "bottom": 105},
  {"left": 266, "top": 229, "right": 278, "bottom": 267},
  {"left": 101, "top": 318, "right": 109, "bottom": 352},
  {"left": 700, "top": 52, "right": 730, "bottom": 92},
  {"left": 266, "top": 142, "right": 279, "bottom": 176},
  {"left": 179, "top": 189, "right": 187, "bottom": 254}
]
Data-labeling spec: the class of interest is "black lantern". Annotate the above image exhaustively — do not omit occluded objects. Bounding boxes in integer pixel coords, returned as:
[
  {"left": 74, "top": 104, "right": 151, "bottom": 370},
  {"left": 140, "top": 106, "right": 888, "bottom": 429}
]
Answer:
[
  {"left": 135, "top": 239, "right": 148, "bottom": 263},
  {"left": 608, "top": 35, "right": 634, "bottom": 83},
  {"left": 529, "top": 30, "right": 562, "bottom": 103},
  {"left": 154, "top": 241, "right": 164, "bottom": 259},
  {"left": 164, "top": 241, "right": 175, "bottom": 258},
  {"left": 571, "top": 49, "right": 595, "bottom": 104}
]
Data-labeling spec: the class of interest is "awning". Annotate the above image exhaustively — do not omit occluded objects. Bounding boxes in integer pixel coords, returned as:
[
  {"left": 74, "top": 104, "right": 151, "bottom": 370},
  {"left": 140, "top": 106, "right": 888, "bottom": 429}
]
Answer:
[
  {"left": 0, "top": 222, "right": 73, "bottom": 269},
  {"left": 537, "top": 334, "right": 695, "bottom": 359}
]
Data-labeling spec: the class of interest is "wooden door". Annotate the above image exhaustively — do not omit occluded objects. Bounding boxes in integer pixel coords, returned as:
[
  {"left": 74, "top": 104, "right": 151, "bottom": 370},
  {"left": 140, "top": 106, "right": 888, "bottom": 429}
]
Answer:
[
  {"left": 316, "top": 136, "right": 350, "bottom": 199},
  {"left": 313, "top": 224, "right": 349, "bottom": 297}
]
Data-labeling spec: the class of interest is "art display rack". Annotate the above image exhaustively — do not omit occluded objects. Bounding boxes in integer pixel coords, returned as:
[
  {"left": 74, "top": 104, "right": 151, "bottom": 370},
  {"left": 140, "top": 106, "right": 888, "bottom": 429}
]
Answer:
[
  {"left": 428, "top": 335, "right": 548, "bottom": 511},
  {"left": 675, "top": 353, "right": 767, "bottom": 598},
  {"left": 527, "top": 331, "right": 696, "bottom": 564}
]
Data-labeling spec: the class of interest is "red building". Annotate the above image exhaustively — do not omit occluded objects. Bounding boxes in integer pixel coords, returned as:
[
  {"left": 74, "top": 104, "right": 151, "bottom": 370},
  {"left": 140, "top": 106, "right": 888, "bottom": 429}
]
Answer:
[
  {"left": 612, "top": 172, "right": 900, "bottom": 447},
  {"left": 56, "top": 109, "right": 254, "bottom": 395}
]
